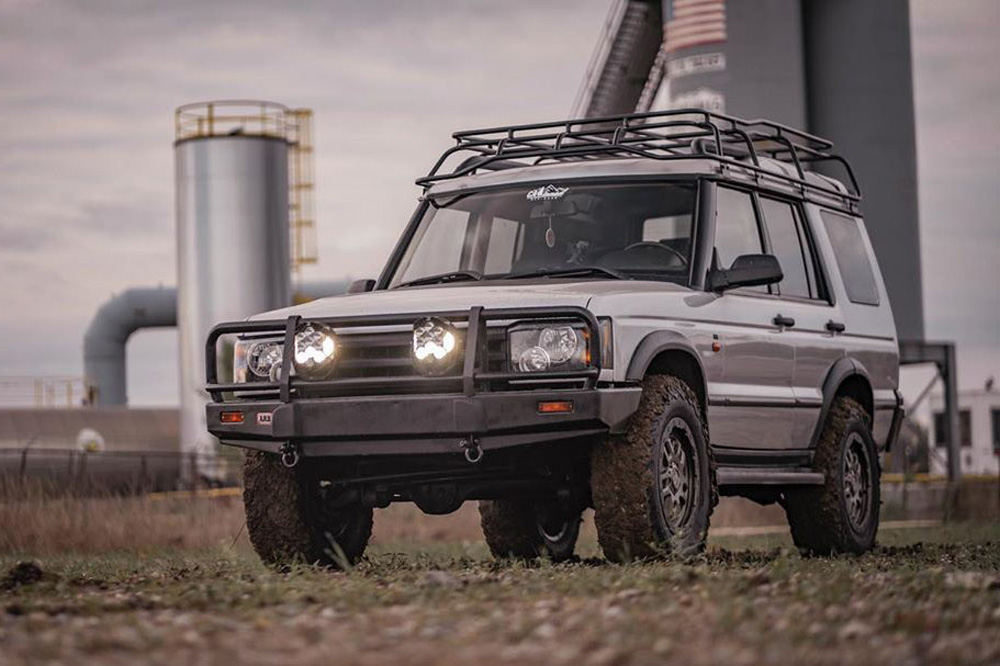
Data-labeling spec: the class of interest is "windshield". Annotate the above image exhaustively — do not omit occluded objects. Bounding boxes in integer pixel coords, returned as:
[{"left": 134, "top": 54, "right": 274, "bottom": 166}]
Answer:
[{"left": 388, "top": 182, "right": 697, "bottom": 287}]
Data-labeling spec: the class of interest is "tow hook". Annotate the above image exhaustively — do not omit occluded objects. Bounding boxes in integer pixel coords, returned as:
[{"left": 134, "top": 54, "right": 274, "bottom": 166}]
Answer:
[
  {"left": 460, "top": 436, "right": 483, "bottom": 464},
  {"left": 280, "top": 441, "right": 300, "bottom": 468}
]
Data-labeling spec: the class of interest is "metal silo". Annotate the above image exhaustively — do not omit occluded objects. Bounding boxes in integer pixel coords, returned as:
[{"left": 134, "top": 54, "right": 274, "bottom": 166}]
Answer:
[{"left": 175, "top": 101, "right": 292, "bottom": 481}]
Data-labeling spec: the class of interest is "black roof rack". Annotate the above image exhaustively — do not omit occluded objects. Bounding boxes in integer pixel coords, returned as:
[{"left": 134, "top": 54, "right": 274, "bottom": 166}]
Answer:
[{"left": 416, "top": 108, "right": 860, "bottom": 206}]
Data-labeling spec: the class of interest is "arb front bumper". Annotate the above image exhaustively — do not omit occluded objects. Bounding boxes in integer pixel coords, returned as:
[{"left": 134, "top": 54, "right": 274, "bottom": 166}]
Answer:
[{"left": 205, "top": 306, "right": 641, "bottom": 460}]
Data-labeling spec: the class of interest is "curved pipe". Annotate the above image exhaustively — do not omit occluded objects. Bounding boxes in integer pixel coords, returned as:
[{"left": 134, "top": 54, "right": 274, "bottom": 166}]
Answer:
[
  {"left": 83, "top": 281, "right": 348, "bottom": 405},
  {"left": 83, "top": 287, "right": 178, "bottom": 405}
]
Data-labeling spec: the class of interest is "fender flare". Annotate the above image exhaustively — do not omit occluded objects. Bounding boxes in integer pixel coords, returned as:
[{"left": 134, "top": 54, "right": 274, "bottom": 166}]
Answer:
[
  {"left": 625, "top": 331, "right": 708, "bottom": 411},
  {"left": 808, "top": 357, "right": 873, "bottom": 449}
]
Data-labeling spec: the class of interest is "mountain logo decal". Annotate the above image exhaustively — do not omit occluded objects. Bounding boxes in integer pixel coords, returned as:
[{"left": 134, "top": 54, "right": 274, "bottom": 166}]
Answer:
[{"left": 526, "top": 184, "right": 569, "bottom": 201}]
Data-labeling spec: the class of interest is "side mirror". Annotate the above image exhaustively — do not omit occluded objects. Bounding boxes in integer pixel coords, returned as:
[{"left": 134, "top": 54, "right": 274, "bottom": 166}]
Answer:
[
  {"left": 707, "top": 254, "right": 783, "bottom": 292},
  {"left": 347, "top": 279, "right": 376, "bottom": 294}
]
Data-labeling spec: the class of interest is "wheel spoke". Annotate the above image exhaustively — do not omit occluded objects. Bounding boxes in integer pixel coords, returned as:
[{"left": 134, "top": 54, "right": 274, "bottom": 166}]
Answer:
[
  {"left": 658, "top": 418, "right": 699, "bottom": 531},
  {"left": 842, "top": 433, "right": 871, "bottom": 530}
]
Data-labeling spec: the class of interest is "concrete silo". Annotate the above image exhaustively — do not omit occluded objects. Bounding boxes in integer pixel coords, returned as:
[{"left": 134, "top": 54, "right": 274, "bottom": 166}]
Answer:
[
  {"left": 644, "top": 0, "right": 923, "bottom": 341},
  {"left": 657, "top": 0, "right": 807, "bottom": 129},
  {"left": 174, "top": 101, "right": 292, "bottom": 479}
]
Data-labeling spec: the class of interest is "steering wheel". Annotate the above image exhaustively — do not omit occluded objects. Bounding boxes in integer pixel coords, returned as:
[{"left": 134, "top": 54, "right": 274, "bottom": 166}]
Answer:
[{"left": 621, "top": 241, "right": 689, "bottom": 267}]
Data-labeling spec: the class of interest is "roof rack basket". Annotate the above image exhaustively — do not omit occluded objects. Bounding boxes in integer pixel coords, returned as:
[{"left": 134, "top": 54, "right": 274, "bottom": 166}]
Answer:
[{"left": 417, "top": 108, "right": 860, "bottom": 206}]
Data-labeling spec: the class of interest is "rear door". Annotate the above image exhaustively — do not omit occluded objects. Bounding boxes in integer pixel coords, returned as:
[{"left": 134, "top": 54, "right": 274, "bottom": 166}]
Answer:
[{"left": 756, "top": 196, "right": 845, "bottom": 447}]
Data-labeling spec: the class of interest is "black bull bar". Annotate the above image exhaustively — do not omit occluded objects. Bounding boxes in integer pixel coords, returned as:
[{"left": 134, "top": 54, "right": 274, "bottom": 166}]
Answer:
[{"left": 204, "top": 306, "right": 642, "bottom": 459}]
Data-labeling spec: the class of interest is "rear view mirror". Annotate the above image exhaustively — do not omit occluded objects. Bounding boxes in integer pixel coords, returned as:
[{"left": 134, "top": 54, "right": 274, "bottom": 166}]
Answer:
[
  {"left": 707, "top": 254, "right": 783, "bottom": 292},
  {"left": 529, "top": 199, "right": 579, "bottom": 219},
  {"left": 347, "top": 279, "right": 376, "bottom": 294}
]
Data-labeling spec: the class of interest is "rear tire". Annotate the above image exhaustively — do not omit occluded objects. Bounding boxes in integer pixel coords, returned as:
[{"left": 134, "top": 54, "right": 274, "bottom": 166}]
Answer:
[
  {"left": 243, "top": 451, "right": 372, "bottom": 569},
  {"left": 590, "top": 374, "right": 716, "bottom": 562},
  {"left": 479, "top": 500, "right": 581, "bottom": 562},
  {"left": 784, "top": 396, "right": 880, "bottom": 555}
]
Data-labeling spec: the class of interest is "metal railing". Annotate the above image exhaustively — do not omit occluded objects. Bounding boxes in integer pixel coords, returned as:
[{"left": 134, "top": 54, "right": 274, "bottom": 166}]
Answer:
[
  {"left": 175, "top": 100, "right": 294, "bottom": 141},
  {"left": 0, "top": 376, "right": 89, "bottom": 408},
  {"left": 0, "top": 447, "right": 240, "bottom": 495}
]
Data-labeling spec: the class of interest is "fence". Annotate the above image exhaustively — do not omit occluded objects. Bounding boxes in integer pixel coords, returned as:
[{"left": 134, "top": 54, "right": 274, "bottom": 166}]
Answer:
[{"left": 0, "top": 447, "right": 240, "bottom": 495}]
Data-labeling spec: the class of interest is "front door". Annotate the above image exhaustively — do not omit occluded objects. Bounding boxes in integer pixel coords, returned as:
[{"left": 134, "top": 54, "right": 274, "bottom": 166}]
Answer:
[{"left": 705, "top": 186, "right": 796, "bottom": 450}]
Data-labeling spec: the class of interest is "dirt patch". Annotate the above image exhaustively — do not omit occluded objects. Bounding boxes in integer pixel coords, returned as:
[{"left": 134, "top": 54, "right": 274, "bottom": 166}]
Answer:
[
  {"left": 1, "top": 561, "right": 50, "bottom": 591},
  {"left": 1, "top": 524, "right": 998, "bottom": 666}
]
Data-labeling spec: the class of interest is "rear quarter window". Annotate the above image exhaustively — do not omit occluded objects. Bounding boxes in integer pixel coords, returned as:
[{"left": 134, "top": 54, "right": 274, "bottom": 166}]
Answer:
[{"left": 820, "top": 210, "right": 879, "bottom": 305}]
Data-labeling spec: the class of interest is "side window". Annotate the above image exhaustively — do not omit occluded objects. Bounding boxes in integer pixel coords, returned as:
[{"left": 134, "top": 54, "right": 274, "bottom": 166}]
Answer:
[
  {"left": 821, "top": 210, "right": 879, "bottom": 305},
  {"left": 992, "top": 408, "right": 1000, "bottom": 453},
  {"left": 714, "top": 187, "right": 763, "bottom": 268},
  {"left": 934, "top": 410, "right": 973, "bottom": 448},
  {"left": 759, "top": 197, "right": 813, "bottom": 300},
  {"left": 483, "top": 217, "right": 522, "bottom": 274}
]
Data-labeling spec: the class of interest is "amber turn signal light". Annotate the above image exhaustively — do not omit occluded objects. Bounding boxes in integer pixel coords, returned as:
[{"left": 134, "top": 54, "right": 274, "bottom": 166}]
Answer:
[
  {"left": 537, "top": 401, "right": 574, "bottom": 414},
  {"left": 220, "top": 411, "right": 244, "bottom": 424}
]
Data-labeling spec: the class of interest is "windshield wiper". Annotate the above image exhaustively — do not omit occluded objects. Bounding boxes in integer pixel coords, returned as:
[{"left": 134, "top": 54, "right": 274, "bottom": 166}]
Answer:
[
  {"left": 396, "top": 270, "right": 484, "bottom": 288},
  {"left": 501, "top": 266, "right": 627, "bottom": 281}
]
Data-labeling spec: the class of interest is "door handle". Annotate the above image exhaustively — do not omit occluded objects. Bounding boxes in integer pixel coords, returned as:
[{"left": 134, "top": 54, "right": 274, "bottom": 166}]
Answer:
[
  {"left": 826, "top": 320, "right": 846, "bottom": 333},
  {"left": 773, "top": 315, "right": 796, "bottom": 328}
]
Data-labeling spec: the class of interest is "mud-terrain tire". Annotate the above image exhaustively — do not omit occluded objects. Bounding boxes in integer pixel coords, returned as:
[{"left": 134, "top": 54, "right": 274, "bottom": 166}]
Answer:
[
  {"left": 591, "top": 374, "right": 717, "bottom": 562},
  {"left": 243, "top": 451, "right": 372, "bottom": 569},
  {"left": 479, "top": 500, "right": 581, "bottom": 562},
  {"left": 784, "top": 396, "right": 880, "bottom": 555}
]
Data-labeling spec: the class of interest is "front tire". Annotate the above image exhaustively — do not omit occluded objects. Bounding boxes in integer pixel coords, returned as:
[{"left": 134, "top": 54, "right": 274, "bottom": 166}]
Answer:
[
  {"left": 590, "top": 374, "right": 717, "bottom": 562},
  {"left": 479, "top": 500, "right": 581, "bottom": 562},
  {"left": 243, "top": 451, "right": 372, "bottom": 569},
  {"left": 784, "top": 396, "right": 880, "bottom": 555}
]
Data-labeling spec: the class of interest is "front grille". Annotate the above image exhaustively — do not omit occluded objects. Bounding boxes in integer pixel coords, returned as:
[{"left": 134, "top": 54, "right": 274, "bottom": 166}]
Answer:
[{"left": 335, "top": 328, "right": 508, "bottom": 379}]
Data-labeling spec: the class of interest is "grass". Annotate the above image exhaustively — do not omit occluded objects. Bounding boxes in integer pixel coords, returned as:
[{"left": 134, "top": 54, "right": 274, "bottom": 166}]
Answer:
[{"left": 1, "top": 489, "right": 998, "bottom": 665}]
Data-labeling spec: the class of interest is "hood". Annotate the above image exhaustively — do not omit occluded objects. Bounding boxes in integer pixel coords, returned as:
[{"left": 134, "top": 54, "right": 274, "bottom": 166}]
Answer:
[{"left": 251, "top": 279, "right": 692, "bottom": 321}]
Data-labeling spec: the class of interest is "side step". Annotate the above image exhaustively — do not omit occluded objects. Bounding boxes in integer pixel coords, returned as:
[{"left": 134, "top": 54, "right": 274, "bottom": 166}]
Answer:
[{"left": 717, "top": 466, "right": 825, "bottom": 487}]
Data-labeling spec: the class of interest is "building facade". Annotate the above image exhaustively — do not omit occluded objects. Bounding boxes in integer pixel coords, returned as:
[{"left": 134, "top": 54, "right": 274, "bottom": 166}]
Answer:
[{"left": 929, "top": 388, "right": 1000, "bottom": 476}]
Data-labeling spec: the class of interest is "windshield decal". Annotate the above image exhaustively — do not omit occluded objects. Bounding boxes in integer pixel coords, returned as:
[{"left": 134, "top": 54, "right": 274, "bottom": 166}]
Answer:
[{"left": 526, "top": 184, "right": 569, "bottom": 201}]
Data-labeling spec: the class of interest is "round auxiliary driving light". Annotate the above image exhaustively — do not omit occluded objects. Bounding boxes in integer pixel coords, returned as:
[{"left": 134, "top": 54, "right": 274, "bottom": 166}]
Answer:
[
  {"left": 412, "top": 317, "right": 459, "bottom": 375},
  {"left": 292, "top": 322, "right": 338, "bottom": 379}
]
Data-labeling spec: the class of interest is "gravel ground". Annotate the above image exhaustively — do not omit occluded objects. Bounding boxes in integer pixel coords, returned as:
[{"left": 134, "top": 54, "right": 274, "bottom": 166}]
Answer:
[{"left": 1, "top": 523, "right": 998, "bottom": 666}]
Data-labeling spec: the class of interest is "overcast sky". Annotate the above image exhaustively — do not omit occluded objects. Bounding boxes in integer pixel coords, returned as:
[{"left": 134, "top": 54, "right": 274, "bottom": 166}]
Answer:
[{"left": 0, "top": 0, "right": 997, "bottom": 406}]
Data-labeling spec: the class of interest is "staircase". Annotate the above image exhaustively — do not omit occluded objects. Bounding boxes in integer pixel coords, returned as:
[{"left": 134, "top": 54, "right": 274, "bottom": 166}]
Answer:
[{"left": 571, "top": 0, "right": 664, "bottom": 118}]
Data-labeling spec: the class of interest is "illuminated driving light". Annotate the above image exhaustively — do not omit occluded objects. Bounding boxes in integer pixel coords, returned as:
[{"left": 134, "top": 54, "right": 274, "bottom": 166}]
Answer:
[
  {"left": 292, "top": 322, "right": 338, "bottom": 379},
  {"left": 412, "top": 317, "right": 459, "bottom": 374}
]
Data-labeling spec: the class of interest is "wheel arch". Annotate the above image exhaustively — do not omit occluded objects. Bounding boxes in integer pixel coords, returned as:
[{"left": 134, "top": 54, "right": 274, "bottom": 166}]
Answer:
[
  {"left": 809, "top": 357, "right": 874, "bottom": 448},
  {"left": 625, "top": 332, "right": 708, "bottom": 417}
]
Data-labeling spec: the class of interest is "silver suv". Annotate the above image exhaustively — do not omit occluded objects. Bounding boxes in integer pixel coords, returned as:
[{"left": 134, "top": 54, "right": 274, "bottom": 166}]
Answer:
[{"left": 206, "top": 109, "right": 903, "bottom": 566}]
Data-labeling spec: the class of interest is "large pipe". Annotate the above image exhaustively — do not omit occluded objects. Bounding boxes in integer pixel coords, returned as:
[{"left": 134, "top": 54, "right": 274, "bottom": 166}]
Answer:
[
  {"left": 82, "top": 281, "right": 348, "bottom": 406},
  {"left": 83, "top": 287, "right": 177, "bottom": 406}
]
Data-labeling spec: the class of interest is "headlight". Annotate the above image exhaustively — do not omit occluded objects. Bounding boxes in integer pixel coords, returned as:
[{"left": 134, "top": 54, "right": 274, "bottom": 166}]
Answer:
[
  {"left": 412, "top": 317, "right": 460, "bottom": 375},
  {"left": 508, "top": 323, "right": 590, "bottom": 373},
  {"left": 293, "top": 322, "right": 338, "bottom": 379},
  {"left": 233, "top": 339, "right": 283, "bottom": 383}
]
